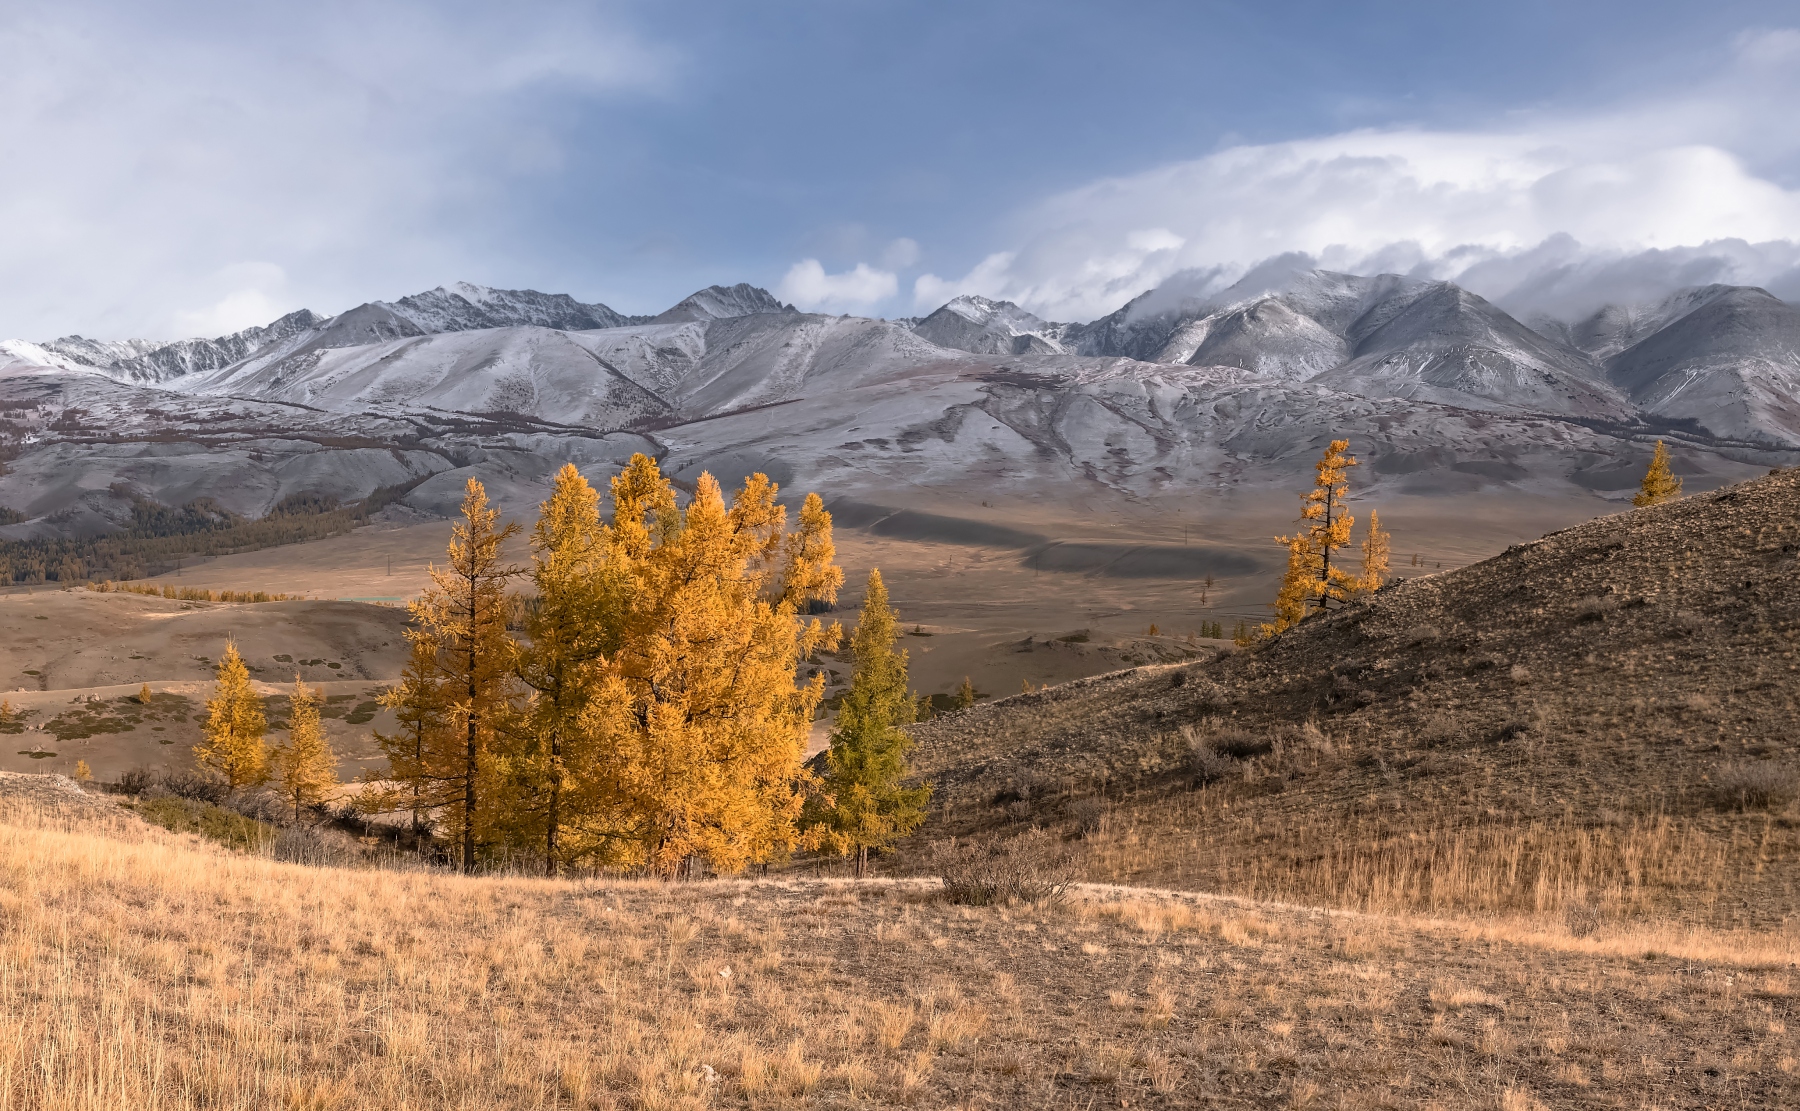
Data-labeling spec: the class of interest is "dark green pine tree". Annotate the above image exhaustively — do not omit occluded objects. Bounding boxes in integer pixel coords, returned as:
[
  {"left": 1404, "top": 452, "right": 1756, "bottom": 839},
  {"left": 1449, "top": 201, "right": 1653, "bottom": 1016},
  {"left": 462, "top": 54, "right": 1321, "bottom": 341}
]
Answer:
[{"left": 812, "top": 569, "right": 931, "bottom": 875}]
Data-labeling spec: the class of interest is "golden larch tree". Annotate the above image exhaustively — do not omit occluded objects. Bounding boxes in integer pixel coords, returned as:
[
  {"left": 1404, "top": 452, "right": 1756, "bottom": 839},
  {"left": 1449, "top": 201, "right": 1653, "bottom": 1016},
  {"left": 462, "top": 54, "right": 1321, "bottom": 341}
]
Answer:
[
  {"left": 1358, "top": 509, "right": 1391, "bottom": 594},
  {"left": 408, "top": 478, "right": 521, "bottom": 872},
  {"left": 808, "top": 569, "right": 930, "bottom": 876},
  {"left": 1263, "top": 440, "right": 1364, "bottom": 637},
  {"left": 508, "top": 463, "right": 625, "bottom": 874},
  {"left": 1260, "top": 535, "right": 1317, "bottom": 638},
  {"left": 579, "top": 455, "right": 843, "bottom": 876},
  {"left": 273, "top": 676, "right": 338, "bottom": 820},
  {"left": 1633, "top": 440, "right": 1683, "bottom": 506},
  {"left": 195, "top": 642, "right": 268, "bottom": 790},
  {"left": 365, "top": 638, "right": 456, "bottom": 839}
]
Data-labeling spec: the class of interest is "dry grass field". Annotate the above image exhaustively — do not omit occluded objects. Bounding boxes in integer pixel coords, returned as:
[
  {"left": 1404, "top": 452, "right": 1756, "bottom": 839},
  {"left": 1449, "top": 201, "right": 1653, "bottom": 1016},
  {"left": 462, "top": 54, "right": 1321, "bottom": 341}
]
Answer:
[
  {"left": 911, "top": 468, "right": 1800, "bottom": 932},
  {"left": 3, "top": 772, "right": 1797, "bottom": 1110}
]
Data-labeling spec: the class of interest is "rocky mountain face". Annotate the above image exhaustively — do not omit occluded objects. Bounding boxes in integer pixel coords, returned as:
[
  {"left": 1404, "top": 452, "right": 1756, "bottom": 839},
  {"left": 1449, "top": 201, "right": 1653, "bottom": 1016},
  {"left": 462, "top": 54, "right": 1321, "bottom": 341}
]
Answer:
[
  {"left": 2, "top": 272, "right": 1797, "bottom": 544},
  {"left": 93, "top": 283, "right": 647, "bottom": 386},
  {"left": 910, "top": 295, "right": 1073, "bottom": 355}
]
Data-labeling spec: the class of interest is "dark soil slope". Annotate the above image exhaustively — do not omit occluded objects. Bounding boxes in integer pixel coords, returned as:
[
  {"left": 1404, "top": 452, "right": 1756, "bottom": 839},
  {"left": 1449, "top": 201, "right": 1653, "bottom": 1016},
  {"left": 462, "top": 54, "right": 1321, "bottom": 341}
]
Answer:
[{"left": 910, "top": 468, "right": 1800, "bottom": 927}]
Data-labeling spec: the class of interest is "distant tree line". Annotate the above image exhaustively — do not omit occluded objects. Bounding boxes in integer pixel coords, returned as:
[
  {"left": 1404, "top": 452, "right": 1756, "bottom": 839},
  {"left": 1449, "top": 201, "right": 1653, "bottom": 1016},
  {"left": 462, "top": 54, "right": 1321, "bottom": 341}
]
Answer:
[{"left": 0, "top": 481, "right": 424, "bottom": 586}]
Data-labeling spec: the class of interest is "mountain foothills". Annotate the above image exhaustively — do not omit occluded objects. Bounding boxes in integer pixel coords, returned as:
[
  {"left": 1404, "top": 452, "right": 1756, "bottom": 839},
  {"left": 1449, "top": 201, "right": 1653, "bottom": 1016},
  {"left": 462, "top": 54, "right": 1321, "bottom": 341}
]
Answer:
[{"left": 2, "top": 268, "right": 1799, "bottom": 558}]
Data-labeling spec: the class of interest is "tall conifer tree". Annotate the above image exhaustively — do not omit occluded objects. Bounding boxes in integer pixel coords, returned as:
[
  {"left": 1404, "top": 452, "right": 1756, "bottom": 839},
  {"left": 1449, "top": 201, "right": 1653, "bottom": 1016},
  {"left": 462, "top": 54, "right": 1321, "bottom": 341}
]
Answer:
[
  {"left": 367, "top": 639, "right": 455, "bottom": 838},
  {"left": 510, "top": 464, "right": 623, "bottom": 874},
  {"left": 810, "top": 570, "right": 930, "bottom": 875},
  {"left": 195, "top": 642, "right": 268, "bottom": 790},
  {"left": 409, "top": 478, "right": 521, "bottom": 872},
  {"left": 580, "top": 455, "right": 842, "bottom": 876},
  {"left": 1633, "top": 440, "right": 1683, "bottom": 506},
  {"left": 273, "top": 676, "right": 337, "bottom": 820}
]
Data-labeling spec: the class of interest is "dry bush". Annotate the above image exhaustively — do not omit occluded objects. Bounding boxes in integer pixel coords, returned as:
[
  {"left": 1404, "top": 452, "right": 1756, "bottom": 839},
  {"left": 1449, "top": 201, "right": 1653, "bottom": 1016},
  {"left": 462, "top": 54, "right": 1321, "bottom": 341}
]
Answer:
[
  {"left": 934, "top": 831, "right": 1073, "bottom": 906},
  {"left": 1572, "top": 595, "right": 1619, "bottom": 623},
  {"left": 1406, "top": 624, "right": 1442, "bottom": 646},
  {"left": 1209, "top": 728, "right": 1272, "bottom": 760},
  {"left": 152, "top": 767, "right": 229, "bottom": 805},
  {"left": 1713, "top": 761, "right": 1800, "bottom": 810},
  {"left": 1066, "top": 796, "right": 1110, "bottom": 836}
]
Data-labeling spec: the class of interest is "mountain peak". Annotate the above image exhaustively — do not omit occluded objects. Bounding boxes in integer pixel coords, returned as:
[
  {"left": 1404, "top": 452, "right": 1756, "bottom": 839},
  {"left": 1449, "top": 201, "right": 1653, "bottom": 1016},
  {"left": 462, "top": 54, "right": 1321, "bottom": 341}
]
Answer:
[{"left": 652, "top": 284, "right": 793, "bottom": 324}]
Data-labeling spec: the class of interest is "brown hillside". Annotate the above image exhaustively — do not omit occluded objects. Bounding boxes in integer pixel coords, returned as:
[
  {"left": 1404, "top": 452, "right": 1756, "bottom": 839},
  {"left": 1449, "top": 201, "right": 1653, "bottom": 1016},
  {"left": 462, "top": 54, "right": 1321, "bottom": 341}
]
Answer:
[{"left": 910, "top": 468, "right": 1800, "bottom": 929}]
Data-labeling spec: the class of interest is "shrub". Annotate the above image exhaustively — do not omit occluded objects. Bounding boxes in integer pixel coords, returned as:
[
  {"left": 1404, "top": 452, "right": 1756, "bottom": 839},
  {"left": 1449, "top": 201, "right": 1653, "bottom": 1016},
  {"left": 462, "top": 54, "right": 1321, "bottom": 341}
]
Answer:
[
  {"left": 1494, "top": 720, "right": 1531, "bottom": 742},
  {"left": 1573, "top": 595, "right": 1620, "bottom": 623},
  {"left": 116, "top": 767, "right": 154, "bottom": 795},
  {"left": 1712, "top": 761, "right": 1800, "bottom": 810},
  {"left": 1418, "top": 716, "right": 1459, "bottom": 748},
  {"left": 1405, "top": 625, "right": 1441, "bottom": 646},
  {"left": 1212, "top": 728, "right": 1272, "bottom": 760},
  {"left": 935, "top": 831, "right": 1074, "bottom": 906},
  {"left": 1563, "top": 901, "right": 1603, "bottom": 939},
  {"left": 156, "top": 768, "right": 229, "bottom": 804},
  {"left": 1188, "top": 744, "right": 1233, "bottom": 785},
  {"left": 133, "top": 795, "right": 276, "bottom": 852},
  {"left": 1066, "top": 797, "right": 1109, "bottom": 836}
]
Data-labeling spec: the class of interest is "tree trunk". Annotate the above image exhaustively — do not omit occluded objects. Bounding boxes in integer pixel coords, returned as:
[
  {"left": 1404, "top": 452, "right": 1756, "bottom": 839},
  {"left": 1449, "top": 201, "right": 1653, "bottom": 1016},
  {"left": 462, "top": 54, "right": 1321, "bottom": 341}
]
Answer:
[
  {"left": 546, "top": 729, "right": 560, "bottom": 878},
  {"left": 463, "top": 571, "right": 478, "bottom": 874}
]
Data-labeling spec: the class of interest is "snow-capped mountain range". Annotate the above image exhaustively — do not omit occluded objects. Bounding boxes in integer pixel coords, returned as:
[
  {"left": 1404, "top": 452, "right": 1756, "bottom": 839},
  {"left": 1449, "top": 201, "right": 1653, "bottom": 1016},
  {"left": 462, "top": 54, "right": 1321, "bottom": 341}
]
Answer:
[{"left": 3, "top": 271, "right": 1798, "bottom": 541}]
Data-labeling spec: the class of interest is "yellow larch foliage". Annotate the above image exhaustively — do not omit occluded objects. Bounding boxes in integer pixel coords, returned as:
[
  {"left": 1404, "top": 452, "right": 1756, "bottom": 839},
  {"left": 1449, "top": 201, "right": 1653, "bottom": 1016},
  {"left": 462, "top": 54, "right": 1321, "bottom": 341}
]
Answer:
[
  {"left": 1358, "top": 509, "right": 1391, "bottom": 595},
  {"left": 508, "top": 463, "right": 622, "bottom": 874},
  {"left": 1633, "top": 440, "right": 1683, "bottom": 507},
  {"left": 1260, "top": 535, "right": 1317, "bottom": 639},
  {"left": 195, "top": 642, "right": 268, "bottom": 790},
  {"left": 364, "top": 638, "right": 455, "bottom": 838},
  {"left": 1264, "top": 439, "right": 1360, "bottom": 637},
  {"left": 578, "top": 455, "right": 843, "bottom": 876},
  {"left": 407, "top": 477, "right": 522, "bottom": 872},
  {"left": 273, "top": 676, "right": 338, "bottom": 821}
]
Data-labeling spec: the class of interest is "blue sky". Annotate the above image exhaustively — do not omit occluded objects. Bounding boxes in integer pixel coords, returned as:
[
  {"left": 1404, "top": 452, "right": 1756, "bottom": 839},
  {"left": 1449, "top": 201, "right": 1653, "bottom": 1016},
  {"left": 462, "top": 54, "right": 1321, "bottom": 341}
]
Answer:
[{"left": 3, "top": 0, "right": 1799, "bottom": 338}]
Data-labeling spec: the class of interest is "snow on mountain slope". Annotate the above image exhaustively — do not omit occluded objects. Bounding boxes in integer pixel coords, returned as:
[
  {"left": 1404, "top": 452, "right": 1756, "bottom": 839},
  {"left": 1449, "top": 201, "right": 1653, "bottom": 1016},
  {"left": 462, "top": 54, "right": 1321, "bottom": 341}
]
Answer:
[
  {"left": 1162, "top": 299, "right": 1346, "bottom": 380},
  {"left": 38, "top": 336, "right": 166, "bottom": 369},
  {"left": 94, "top": 284, "right": 640, "bottom": 387},
  {"left": 650, "top": 284, "right": 793, "bottom": 324},
  {"left": 1313, "top": 284, "right": 1633, "bottom": 420},
  {"left": 108, "top": 309, "right": 325, "bottom": 384},
  {"left": 1605, "top": 287, "right": 1800, "bottom": 445},
  {"left": 173, "top": 325, "right": 677, "bottom": 428},
  {"left": 1535, "top": 285, "right": 1745, "bottom": 362},
  {"left": 1, "top": 340, "right": 98, "bottom": 377},
  {"left": 911, "top": 295, "right": 1069, "bottom": 355}
]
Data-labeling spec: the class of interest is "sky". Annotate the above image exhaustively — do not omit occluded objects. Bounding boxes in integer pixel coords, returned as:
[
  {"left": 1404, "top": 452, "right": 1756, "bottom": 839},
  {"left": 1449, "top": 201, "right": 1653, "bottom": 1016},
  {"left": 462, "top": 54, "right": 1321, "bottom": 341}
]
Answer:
[{"left": 3, "top": 0, "right": 1800, "bottom": 339}]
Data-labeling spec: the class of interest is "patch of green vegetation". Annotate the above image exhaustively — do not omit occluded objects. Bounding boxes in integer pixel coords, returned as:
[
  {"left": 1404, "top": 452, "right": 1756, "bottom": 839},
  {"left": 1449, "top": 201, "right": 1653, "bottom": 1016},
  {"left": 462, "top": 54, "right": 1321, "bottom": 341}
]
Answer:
[
  {"left": 1056, "top": 633, "right": 1090, "bottom": 643},
  {"left": 272, "top": 654, "right": 293, "bottom": 664},
  {"left": 0, "top": 723, "right": 22, "bottom": 736},
  {"left": 127, "top": 796, "right": 275, "bottom": 853},
  {"left": 22, "top": 670, "right": 40, "bottom": 677},
  {"left": 45, "top": 710, "right": 138, "bottom": 741},
  {"left": 343, "top": 701, "right": 380, "bottom": 725},
  {"left": 18, "top": 748, "right": 55, "bottom": 758}
]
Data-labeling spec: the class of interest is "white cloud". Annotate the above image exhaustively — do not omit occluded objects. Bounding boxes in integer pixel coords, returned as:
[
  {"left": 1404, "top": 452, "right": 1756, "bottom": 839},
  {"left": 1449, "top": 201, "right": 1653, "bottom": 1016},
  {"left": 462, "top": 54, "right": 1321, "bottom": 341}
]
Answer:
[
  {"left": 0, "top": 0, "right": 674, "bottom": 340},
  {"left": 880, "top": 237, "right": 921, "bottom": 270},
  {"left": 171, "top": 263, "right": 293, "bottom": 337},
  {"left": 912, "top": 29, "right": 1800, "bottom": 321},
  {"left": 777, "top": 259, "right": 898, "bottom": 311}
]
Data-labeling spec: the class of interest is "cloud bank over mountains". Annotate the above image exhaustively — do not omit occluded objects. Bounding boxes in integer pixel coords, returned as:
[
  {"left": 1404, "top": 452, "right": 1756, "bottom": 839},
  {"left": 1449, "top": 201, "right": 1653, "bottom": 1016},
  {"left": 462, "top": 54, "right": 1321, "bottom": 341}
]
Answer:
[{"left": 889, "top": 29, "right": 1800, "bottom": 325}]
